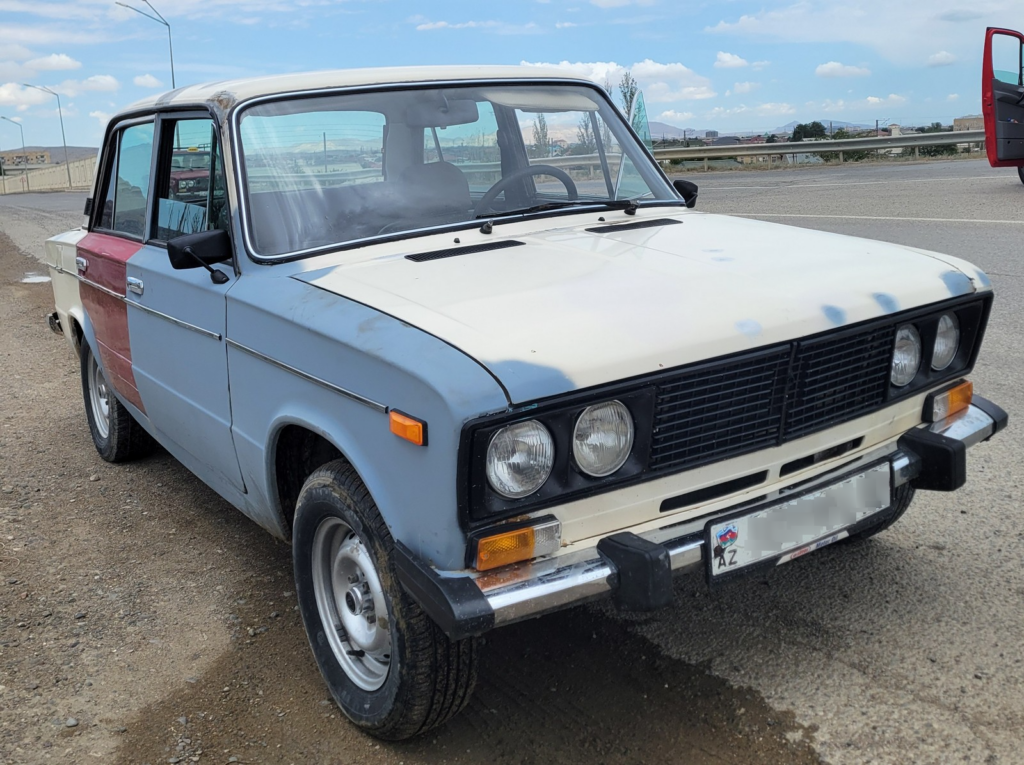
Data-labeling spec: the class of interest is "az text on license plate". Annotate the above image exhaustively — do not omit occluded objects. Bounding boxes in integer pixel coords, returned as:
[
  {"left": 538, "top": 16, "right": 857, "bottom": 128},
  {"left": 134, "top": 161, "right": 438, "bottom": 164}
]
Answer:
[{"left": 708, "top": 462, "right": 891, "bottom": 577}]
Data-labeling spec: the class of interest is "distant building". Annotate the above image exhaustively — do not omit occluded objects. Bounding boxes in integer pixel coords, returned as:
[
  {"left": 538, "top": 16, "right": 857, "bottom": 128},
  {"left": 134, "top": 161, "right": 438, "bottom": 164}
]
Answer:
[
  {"left": 712, "top": 136, "right": 740, "bottom": 146},
  {"left": 954, "top": 115, "right": 984, "bottom": 131},
  {"left": 0, "top": 149, "right": 50, "bottom": 167},
  {"left": 705, "top": 130, "right": 719, "bottom": 139}
]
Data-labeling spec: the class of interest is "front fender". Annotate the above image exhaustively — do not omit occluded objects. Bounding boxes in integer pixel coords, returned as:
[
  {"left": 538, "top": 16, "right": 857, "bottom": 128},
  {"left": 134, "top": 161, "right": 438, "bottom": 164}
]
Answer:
[{"left": 226, "top": 274, "right": 510, "bottom": 569}]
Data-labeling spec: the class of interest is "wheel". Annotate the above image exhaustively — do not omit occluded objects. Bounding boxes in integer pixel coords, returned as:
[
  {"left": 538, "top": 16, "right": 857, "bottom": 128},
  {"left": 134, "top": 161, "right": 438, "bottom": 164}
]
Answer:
[
  {"left": 1018, "top": 166, "right": 1024, "bottom": 186},
  {"left": 81, "top": 341, "right": 156, "bottom": 463},
  {"left": 292, "top": 459, "right": 479, "bottom": 740},
  {"left": 846, "top": 483, "right": 915, "bottom": 542}
]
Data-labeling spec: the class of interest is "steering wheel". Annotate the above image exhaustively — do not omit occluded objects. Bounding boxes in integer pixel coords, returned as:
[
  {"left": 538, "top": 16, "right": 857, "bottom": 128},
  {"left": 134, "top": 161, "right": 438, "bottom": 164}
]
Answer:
[{"left": 473, "top": 164, "right": 578, "bottom": 217}]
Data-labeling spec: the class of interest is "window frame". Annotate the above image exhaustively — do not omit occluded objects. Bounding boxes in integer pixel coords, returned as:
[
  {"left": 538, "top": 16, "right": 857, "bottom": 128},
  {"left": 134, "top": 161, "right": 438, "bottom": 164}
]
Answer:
[
  {"left": 88, "top": 114, "right": 157, "bottom": 241},
  {"left": 150, "top": 110, "right": 232, "bottom": 247},
  {"left": 228, "top": 78, "right": 682, "bottom": 265}
]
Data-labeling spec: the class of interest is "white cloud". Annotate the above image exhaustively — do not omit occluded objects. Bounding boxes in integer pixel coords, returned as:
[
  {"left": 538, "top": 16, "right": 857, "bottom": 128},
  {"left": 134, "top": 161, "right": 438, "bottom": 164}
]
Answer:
[
  {"left": 0, "top": 82, "right": 52, "bottom": 109},
  {"left": 866, "top": 93, "right": 906, "bottom": 105},
  {"left": 706, "top": 102, "right": 795, "bottom": 119},
  {"left": 714, "top": 51, "right": 748, "bottom": 69},
  {"left": 751, "top": 60, "right": 770, "bottom": 71},
  {"left": 947, "top": 93, "right": 959, "bottom": 101},
  {"left": 754, "top": 102, "right": 795, "bottom": 116},
  {"left": 53, "top": 74, "right": 120, "bottom": 97},
  {"left": 24, "top": 53, "right": 81, "bottom": 71},
  {"left": 705, "top": 1, "right": 1020, "bottom": 65},
  {"left": 816, "top": 61, "right": 871, "bottom": 78},
  {"left": 133, "top": 73, "right": 163, "bottom": 88},
  {"left": 414, "top": 18, "right": 541, "bottom": 33},
  {"left": 89, "top": 109, "right": 112, "bottom": 128},
  {"left": 657, "top": 109, "right": 695, "bottom": 123},
  {"left": 0, "top": 43, "right": 33, "bottom": 61},
  {"left": 733, "top": 81, "right": 759, "bottom": 94},
  {"left": 523, "top": 58, "right": 716, "bottom": 101},
  {"left": 928, "top": 51, "right": 956, "bottom": 67},
  {"left": 555, "top": 21, "right": 577, "bottom": 28}
]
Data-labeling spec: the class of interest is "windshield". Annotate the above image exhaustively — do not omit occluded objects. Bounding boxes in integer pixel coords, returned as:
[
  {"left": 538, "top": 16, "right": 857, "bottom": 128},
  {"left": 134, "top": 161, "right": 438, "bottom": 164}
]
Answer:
[{"left": 237, "top": 82, "right": 678, "bottom": 258}]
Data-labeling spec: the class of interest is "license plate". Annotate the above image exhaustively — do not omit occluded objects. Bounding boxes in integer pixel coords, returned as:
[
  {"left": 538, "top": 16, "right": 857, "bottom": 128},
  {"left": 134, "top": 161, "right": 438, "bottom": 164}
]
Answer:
[{"left": 708, "top": 462, "right": 892, "bottom": 578}]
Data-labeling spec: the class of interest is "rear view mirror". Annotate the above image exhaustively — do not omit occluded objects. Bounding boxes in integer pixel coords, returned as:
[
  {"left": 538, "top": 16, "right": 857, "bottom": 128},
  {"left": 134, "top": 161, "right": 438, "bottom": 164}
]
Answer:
[
  {"left": 405, "top": 98, "right": 479, "bottom": 128},
  {"left": 167, "top": 229, "right": 232, "bottom": 270},
  {"left": 673, "top": 179, "right": 698, "bottom": 209}
]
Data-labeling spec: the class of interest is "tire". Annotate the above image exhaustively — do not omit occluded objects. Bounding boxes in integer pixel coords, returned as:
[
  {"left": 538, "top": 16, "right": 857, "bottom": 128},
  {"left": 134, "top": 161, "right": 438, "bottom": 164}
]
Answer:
[
  {"left": 847, "top": 483, "right": 916, "bottom": 542},
  {"left": 292, "top": 460, "right": 478, "bottom": 740},
  {"left": 81, "top": 341, "right": 156, "bottom": 463},
  {"left": 1018, "top": 166, "right": 1024, "bottom": 186}
]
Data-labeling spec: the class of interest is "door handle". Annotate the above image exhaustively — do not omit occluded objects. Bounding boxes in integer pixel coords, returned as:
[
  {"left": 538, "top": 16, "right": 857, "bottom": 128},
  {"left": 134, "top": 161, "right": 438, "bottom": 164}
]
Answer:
[
  {"left": 126, "top": 277, "right": 144, "bottom": 296},
  {"left": 75, "top": 256, "right": 88, "bottom": 272}
]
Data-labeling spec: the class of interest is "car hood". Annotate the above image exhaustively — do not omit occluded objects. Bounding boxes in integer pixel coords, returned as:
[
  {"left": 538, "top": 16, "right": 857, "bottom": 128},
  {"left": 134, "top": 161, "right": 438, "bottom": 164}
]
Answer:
[{"left": 293, "top": 212, "right": 990, "bottom": 404}]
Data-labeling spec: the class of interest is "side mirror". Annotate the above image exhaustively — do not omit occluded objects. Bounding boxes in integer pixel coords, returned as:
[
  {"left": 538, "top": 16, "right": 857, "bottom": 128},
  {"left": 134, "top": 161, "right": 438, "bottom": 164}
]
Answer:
[
  {"left": 167, "top": 229, "right": 232, "bottom": 270},
  {"left": 673, "top": 179, "right": 698, "bottom": 209}
]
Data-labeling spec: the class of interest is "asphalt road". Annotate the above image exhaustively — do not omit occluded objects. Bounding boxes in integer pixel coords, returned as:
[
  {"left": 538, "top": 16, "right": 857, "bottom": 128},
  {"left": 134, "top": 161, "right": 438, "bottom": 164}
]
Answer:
[{"left": 2, "top": 158, "right": 1023, "bottom": 764}]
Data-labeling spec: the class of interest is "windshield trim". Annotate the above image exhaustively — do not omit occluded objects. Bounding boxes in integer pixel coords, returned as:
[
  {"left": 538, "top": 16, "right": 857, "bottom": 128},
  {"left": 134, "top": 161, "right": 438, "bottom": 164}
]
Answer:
[{"left": 229, "top": 77, "right": 683, "bottom": 265}]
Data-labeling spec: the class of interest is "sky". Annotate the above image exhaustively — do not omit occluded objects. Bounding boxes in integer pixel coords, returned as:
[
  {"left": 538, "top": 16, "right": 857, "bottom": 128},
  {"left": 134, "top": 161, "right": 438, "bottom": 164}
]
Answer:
[{"left": 2, "top": 0, "right": 1024, "bottom": 148}]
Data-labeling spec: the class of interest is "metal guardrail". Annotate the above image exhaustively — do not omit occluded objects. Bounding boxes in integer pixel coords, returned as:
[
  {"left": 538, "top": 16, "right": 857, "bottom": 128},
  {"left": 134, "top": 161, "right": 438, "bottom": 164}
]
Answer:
[
  {"left": 650, "top": 130, "right": 985, "bottom": 161},
  {"left": 232, "top": 129, "right": 989, "bottom": 192}
]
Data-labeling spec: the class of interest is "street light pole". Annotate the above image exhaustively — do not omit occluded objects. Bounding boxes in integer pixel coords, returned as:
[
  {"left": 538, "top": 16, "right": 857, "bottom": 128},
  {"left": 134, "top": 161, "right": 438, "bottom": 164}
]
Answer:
[
  {"left": 116, "top": 0, "right": 175, "bottom": 88},
  {"left": 1, "top": 116, "right": 26, "bottom": 152},
  {"left": 23, "top": 84, "right": 72, "bottom": 189}
]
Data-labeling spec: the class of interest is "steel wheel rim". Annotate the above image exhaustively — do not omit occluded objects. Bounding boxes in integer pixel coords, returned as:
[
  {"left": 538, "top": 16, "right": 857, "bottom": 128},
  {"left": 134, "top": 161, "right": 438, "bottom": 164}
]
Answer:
[
  {"left": 88, "top": 353, "right": 111, "bottom": 440},
  {"left": 311, "top": 517, "right": 392, "bottom": 691}
]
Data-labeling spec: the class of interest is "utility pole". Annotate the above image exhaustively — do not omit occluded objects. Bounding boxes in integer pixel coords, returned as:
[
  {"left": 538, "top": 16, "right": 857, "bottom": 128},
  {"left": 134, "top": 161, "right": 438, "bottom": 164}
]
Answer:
[
  {"left": 23, "top": 83, "right": 72, "bottom": 189},
  {"left": 116, "top": 0, "right": 175, "bottom": 88}
]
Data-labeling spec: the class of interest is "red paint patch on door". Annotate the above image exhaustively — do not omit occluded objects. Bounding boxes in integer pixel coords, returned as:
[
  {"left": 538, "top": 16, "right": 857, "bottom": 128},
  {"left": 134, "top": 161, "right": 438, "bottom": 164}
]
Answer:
[{"left": 77, "top": 232, "right": 146, "bottom": 413}]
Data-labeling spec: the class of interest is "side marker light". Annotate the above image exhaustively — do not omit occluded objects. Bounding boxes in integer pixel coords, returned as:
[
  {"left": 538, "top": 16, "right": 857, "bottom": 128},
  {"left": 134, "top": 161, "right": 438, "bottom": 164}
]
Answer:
[{"left": 389, "top": 410, "right": 427, "bottom": 446}]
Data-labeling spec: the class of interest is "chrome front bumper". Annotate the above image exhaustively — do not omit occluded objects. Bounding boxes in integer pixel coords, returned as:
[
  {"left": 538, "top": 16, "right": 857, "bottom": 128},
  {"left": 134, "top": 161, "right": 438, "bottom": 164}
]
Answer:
[{"left": 395, "top": 399, "right": 1007, "bottom": 640}]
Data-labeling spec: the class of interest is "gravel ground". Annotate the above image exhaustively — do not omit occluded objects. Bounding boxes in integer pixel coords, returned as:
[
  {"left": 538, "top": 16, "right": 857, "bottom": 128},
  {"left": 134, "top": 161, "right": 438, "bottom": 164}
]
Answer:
[{"left": 1, "top": 160, "right": 1022, "bottom": 765}]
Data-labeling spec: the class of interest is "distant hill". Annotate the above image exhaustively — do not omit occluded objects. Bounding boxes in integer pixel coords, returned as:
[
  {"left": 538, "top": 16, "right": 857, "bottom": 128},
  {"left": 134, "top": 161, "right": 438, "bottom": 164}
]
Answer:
[{"left": 648, "top": 121, "right": 689, "bottom": 139}]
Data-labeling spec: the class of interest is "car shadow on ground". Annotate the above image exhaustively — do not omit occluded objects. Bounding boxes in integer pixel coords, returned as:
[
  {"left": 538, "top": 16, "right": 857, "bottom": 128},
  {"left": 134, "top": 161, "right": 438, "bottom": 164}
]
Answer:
[{"left": 108, "top": 454, "right": 820, "bottom": 765}]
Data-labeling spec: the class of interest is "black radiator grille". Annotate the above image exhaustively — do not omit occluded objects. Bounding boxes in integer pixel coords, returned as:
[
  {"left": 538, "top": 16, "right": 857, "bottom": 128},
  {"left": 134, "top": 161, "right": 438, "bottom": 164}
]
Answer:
[
  {"left": 785, "top": 325, "right": 895, "bottom": 439},
  {"left": 650, "top": 350, "right": 790, "bottom": 472},
  {"left": 649, "top": 325, "right": 896, "bottom": 473}
]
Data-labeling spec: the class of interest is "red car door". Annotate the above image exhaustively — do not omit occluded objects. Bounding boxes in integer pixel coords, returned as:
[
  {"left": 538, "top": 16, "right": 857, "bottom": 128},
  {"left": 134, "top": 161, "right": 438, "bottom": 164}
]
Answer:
[{"left": 983, "top": 27, "right": 1024, "bottom": 169}]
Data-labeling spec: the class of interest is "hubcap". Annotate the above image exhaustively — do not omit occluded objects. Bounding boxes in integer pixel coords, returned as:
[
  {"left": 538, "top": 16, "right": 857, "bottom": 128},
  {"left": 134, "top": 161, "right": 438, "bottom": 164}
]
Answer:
[
  {"left": 88, "top": 353, "right": 111, "bottom": 440},
  {"left": 311, "top": 517, "right": 392, "bottom": 691}
]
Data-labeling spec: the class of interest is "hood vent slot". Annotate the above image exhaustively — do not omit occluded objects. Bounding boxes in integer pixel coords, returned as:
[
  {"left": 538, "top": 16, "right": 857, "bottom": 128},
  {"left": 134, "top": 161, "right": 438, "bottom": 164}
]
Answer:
[
  {"left": 587, "top": 218, "right": 682, "bottom": 234},
  {"left": 406, "top": 240, "right": 524, "bottom": 263}
]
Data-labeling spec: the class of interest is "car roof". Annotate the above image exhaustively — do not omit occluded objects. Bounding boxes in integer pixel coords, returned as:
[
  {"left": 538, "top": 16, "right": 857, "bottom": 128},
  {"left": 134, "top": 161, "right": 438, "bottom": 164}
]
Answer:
[{"left": 120, "top": 65, "right": 587, "bottom": 118}]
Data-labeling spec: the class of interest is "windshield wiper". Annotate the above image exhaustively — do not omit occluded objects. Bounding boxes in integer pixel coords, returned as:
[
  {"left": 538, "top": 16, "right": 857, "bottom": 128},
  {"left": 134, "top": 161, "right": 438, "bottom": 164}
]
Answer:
[{"left": 476, "top": 198, "right": 659, "bottom": 220}]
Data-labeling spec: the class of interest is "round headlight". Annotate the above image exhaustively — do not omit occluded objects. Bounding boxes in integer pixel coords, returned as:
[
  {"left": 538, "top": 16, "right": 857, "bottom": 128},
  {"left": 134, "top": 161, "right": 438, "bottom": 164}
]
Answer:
[
  {"left": 485, "top": 420, "right": 554, "bottom": 499},
  {"left": 572, "top": 400, "right": 634, "bottom": 477},
  {"left": 931, "top": 312, "right": 960, "bottom": 371},
  {"left": 891, "top": 324, "right": 922, "bottom": 387}
]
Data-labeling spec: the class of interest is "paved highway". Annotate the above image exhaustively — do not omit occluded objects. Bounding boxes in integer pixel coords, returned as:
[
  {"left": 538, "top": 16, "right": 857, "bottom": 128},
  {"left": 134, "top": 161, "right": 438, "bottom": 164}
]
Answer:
[{"left": 1, "top": 158, "right": 1021, "bottom": 764}]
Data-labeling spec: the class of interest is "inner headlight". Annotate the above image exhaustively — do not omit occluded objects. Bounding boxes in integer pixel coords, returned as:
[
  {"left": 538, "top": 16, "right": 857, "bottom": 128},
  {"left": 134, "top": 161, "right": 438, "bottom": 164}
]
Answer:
[
  {"left": 572, "top": 400, "right": 634, "bottom": 477},
  {"left": 485, "top": 420, "right": 554, "bottom": 499},
  {"left": 931, "top": 312, "right": 960, "bottom": 371},
  {"left": 891, "top": 324, "right": 922, "bottom": 387}
]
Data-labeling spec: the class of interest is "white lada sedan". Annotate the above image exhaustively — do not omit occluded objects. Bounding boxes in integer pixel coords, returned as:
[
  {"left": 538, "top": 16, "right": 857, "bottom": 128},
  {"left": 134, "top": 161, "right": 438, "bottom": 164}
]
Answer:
[{"left": 44, "top": 66, "right": 1006, "bottom": 740}]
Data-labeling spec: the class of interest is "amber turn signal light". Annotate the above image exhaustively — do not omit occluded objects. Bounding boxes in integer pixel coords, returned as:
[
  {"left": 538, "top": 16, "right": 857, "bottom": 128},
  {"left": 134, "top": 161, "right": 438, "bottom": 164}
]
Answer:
[
  {"left": 925, "top": 380, "right": 973, "bottom": 423},
  {"left": 473, "top": 518, "right": 561, "bottom": 571},
  {"left": 389, "top": 410, "right": 426, "bottom": 446}
]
